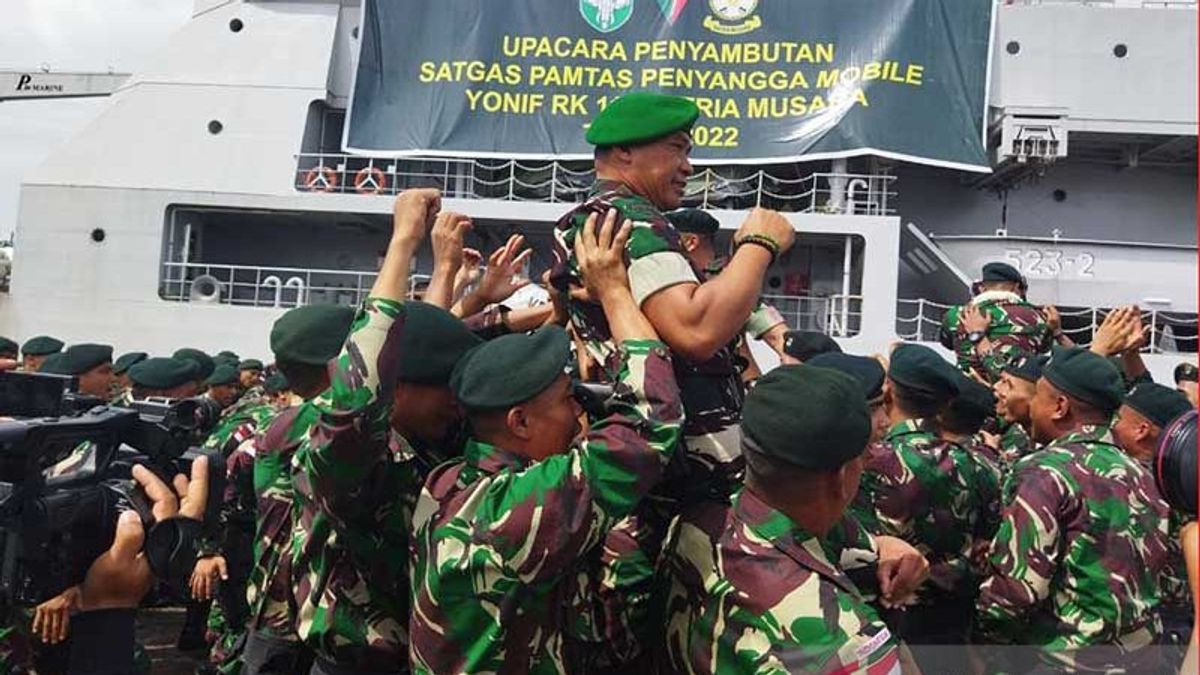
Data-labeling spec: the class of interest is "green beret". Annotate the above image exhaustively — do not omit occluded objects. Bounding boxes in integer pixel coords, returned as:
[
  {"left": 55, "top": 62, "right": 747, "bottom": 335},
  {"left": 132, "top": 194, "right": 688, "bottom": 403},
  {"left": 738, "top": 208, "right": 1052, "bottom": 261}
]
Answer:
[
  {"left": 263, "top": 371, "right": 289, "bottom": 395},
  {"left": 1175, "top": 362, "right": 1198, "bottom": 384},
  {"left": 807, "top": 353, "right": 885, "bottom": 402},
  {"left": 205, "top": 364, "right": 240, "bottom": 387},
  {"left": 949, "top": 375, "right": 996, "bottom": 420},
  {"left": 216, "top": 350, "right": 239, "bottom": 362},
  {"left": 22, "top": 335, "right": 64, "bottom": 357},
  {"left": 113, "top": 352, "right": 148, "bottom": 375},
  {"left": 0, "top": 337, "right": 18, "bottom": 357},
  {"left": 1004, "top": 354, "right": 1049, "bottom": 384},
  {"left": 1043, "top": 345, "right": 1124, "bottom": 414},
  {"left": 213, "top": 354, "right": 239, "bottom": 369},
  {"left": 888, "top": 344, "right": 960, "bottom": 401},
  {"left": 58, "top": 343, "right": 114, "bottom": 375},
  {"left": 130, "top": 357, "right": 200, "bottom": 390},
  {"left": 585, "top": 92, "right": 699, "bottom": 147},
  {"left": 172, "top": 348, "right": 215, "bottom": 380},
  {"left": 982, "top": 262, "right": 1024, "bottom": 285},
  {"left": 38, "top": 352, "right": 69, "bottom": 374},
  {"left": 783, "top": 331, "right": 842, "bottom": 362},
  {"left": 666, "top": 209, "right": 719, "bottom": 236},
  {"left": 393, "top": 302, "right": 483, "bottom": 386},
  {"left": 742, "top": 365, "right": 871, "bottom": 471},
  {"left": 1125, "top": 383, "right": 1192, "bottom": 428},
  {"left": 452, "top": 326, "right": 569, "bottom": 411},
  {"left": 239, "top": 359, "right": 264, "bottom": 371},
  {"left": 270, "top": 305, "right": 356, "bottom": 366}
]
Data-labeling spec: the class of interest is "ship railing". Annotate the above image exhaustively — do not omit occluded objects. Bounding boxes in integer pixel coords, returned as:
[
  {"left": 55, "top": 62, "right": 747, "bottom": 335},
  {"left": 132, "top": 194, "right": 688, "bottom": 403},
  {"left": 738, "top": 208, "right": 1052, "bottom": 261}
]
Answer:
[
  {"left": 897, "top": 298, "right": 1198, "bottom": 354},
  {"left": 160, "top": 261, "right": 432, "bottom": 308},
  {"left": 761, "top": 293, "right": 864, "bottom": 337},
  {"left": 293, "top": 153, "right": 897, "bottom": 215}
]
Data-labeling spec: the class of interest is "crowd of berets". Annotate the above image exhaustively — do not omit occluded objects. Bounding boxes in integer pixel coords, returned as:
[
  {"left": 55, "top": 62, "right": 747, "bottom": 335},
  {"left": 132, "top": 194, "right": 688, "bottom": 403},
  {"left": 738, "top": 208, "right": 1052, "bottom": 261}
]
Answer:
[{"left": 0, "top": 92, "right": 1197, "bottom": 675}]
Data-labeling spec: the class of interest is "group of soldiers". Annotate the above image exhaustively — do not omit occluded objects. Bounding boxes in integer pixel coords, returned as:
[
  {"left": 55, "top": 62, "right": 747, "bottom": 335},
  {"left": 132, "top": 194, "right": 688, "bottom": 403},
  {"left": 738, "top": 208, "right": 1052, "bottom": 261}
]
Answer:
[{"left": 0, "top": 92, "right": 1197, "bottom": 675}]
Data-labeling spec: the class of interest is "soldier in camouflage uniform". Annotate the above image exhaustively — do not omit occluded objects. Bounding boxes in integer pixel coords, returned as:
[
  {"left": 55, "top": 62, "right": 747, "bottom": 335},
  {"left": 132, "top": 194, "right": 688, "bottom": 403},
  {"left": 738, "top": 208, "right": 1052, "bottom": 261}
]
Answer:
[
  {"left": 940, "top": 262, "right": 1052, "bottom": 383},
  {"left": 993, "top": 354, "right": 1047, "bottom": 465},
  {"left": 1174, "top": 361, "right": 1198, "bottom": 406},
  {"left": 239, "top": 305, "right": 354, "bottom": 675},
  {"left": 665, "top": 208, "right": 789, "bottom": 376},
  {"left": 661, "top": 365, "right": 924, "bottom": 675},
  {"left": 977, "top": 346, "right": 1170, "bottom": 673},
  {"left": 289, "top": 190, "right": 480, "bottom": 674},
  {"left": 109, "top": 351, "right": 147, "bottom": 405},
  {"left": 548, "top": 92, "right": 796, "bottom": 668},
  {"left": 410, "top": 211, "right": 683, "bottom": 674},
  {"left": 1110, "top": 383, "right": 1194, "bottom": 655},
  {"left": 848, "top": 344, "right": 999, "bottom": 671}
]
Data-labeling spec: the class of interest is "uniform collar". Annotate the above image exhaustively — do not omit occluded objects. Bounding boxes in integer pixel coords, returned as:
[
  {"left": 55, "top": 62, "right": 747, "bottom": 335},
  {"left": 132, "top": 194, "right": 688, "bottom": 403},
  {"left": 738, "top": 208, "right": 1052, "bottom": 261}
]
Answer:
[
  {"left": 884, "top": 418, "right": 932, "bottom": 441},
  {"left": 733, "top": 488, "right": 857, "bottom": 595},
  {"left": 971, "top": 289, "right": 1025, "bottom": 306},
  {"left": 463, "top": 438, "right": 531, "bottom": 475},
  {"left": 589, "top": 178, "right": 636, "bottom": 199},
  {"left": 1047, "top": 423, "right": 1115, "bottom": 449}
]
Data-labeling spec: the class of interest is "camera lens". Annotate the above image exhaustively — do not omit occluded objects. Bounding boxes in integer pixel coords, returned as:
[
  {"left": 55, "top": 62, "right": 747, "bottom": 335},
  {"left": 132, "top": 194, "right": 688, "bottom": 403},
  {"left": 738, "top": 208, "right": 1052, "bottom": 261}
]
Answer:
[{"left": 1155, "top": 409, "right": 1197, "bottom": 516}]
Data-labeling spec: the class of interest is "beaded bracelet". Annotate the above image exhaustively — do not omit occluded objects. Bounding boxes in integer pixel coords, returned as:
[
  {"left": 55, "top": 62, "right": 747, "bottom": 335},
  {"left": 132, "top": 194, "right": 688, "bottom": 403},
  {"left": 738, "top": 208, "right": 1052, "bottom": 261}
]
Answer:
[{"left": 735, "top": 234, "right": 780, "bottom": 264}]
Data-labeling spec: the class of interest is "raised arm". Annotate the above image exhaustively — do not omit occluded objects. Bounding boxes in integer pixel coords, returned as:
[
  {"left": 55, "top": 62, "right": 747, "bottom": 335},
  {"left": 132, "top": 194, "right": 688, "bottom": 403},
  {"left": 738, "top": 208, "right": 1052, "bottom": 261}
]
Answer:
[{"left": 642, "top": 208, "right": 794, "bottom": 361}]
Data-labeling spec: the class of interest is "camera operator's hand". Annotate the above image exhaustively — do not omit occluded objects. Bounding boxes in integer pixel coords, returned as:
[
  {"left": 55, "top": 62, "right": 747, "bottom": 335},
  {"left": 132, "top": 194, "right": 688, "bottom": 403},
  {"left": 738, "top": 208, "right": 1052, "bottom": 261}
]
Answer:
[
  {"left": 78, "top": 457, "right": 209, "bottom": 612},
  {"left": 190, "top": 555, "right": 228, "bottom": 601},
  {"left": 32, "top": 585, "right": 81, "bottom": 644}
]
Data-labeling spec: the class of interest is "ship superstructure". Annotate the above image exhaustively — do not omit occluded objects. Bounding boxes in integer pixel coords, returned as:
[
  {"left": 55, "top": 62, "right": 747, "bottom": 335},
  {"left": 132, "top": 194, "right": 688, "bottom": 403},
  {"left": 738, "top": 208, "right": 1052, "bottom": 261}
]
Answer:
[{"left": 3, "top": 0, "right": 1195, "bottom": 379}]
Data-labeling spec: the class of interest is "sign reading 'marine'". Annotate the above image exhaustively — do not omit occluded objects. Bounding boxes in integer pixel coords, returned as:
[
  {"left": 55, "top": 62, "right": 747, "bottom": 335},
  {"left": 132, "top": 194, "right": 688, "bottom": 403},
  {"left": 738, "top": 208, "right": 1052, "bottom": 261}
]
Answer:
[{"left": 344, "top": 0, "right": 996, "bottom": 171}]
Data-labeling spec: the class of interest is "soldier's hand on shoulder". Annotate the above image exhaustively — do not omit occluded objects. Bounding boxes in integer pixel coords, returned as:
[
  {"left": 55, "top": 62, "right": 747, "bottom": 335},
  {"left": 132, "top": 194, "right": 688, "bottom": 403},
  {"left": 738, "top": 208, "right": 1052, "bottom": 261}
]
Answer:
[
  {"left": 575, "top": 208, "right": 632, "bottom": 302},
  {"left": 735, "top": 208, "right": 796, "bottom": 254},
  {"left": 961, "top": 304, "right": 991, "bottom": 334},
  {"left": 392, "top": 188, "right": 442, "bottom": 245}
]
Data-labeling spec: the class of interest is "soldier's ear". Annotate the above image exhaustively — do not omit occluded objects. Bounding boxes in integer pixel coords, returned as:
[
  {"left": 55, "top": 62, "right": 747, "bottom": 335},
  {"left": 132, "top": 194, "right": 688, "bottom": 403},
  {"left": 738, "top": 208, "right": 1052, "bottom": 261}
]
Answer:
[
  {"left": 507, "top": 406, "right": 533, "bottom": 441},
  {"left": 1052, "top": 394, "right": 1071, "bottom": 421}
]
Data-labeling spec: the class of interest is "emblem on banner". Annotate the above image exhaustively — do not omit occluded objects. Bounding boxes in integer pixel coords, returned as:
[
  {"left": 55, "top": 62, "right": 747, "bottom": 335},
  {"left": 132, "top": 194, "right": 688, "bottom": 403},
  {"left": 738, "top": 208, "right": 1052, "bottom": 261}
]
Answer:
[
  {"left": 581, "top": 0, "right": 635, "bottom": 33},
  {"left": 656, "top": 0, "right": 688, "bottom": 24},
  {"left": 703, "top": 0, "right": 761, "bottom": 35}
]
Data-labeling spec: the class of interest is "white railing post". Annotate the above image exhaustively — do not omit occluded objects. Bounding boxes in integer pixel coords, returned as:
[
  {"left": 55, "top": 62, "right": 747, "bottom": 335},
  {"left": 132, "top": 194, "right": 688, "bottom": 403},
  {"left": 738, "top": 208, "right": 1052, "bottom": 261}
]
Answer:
[
  {"left": 916, "top": 299, "right": 926, "bottom": 340},
  {"left": 702, "top": 171, "right": 711, "bottom": 209},
  {"left": 756, "top": 171, "right": 764, "bottom": 207},
  {"left": 550, "top": 162, "right": 558, "bottom": 203},
  {"left": 1148, "top": 310, "right": 1157, "bottom": 353},
  {"left": 508, "top": 162, "right": 516, "bottom": 200}
]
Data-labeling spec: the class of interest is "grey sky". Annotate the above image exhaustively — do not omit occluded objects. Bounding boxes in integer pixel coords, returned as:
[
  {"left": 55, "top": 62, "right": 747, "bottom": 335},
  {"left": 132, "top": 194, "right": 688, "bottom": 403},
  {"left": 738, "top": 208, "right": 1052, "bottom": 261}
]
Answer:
[{"left": 0, "top": 0, "right": 194, "bottom": 238}]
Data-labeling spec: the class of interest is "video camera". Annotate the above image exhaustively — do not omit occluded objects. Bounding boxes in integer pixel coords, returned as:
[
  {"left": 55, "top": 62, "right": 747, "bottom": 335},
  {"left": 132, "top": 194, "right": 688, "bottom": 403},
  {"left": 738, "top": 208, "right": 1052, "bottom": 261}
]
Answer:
[
  {"left": 1154, "top": 408, "right": 1196, "bottom": 517},
  {"left": 0, "top": 371, "right": 225, "bottom": 605}
]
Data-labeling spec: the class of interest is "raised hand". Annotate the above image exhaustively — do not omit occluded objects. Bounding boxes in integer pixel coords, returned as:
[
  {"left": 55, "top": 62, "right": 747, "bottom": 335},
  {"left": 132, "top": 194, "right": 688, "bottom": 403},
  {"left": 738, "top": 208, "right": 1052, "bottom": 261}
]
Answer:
[
  {"left": 574, "top": 209, "right": 632, "bottom": 302},
  {"left": 734, "top": 208, "right": 796, "bottom": 254},
  {"left": 391, "top": 188, "right": 441, "bottom": 248},
  {"left": 961, "top": 304, "right": 991, "bottom": 334},
  {"left": 476, "top": 234, "right": 534, "bottom": 305}
]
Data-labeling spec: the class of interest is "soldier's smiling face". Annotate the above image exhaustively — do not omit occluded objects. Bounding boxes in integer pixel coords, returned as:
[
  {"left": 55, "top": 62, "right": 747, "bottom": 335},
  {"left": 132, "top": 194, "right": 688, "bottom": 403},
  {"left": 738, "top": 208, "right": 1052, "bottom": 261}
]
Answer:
[
  {"left": 615, "top": 131, "right": 694, "bottom": 211},
  {"left": 517, "top": 374, "right": 584, "bottom": 461},
  {"left": 996, "top": 372, "right": 1035, "bottom": 424}
]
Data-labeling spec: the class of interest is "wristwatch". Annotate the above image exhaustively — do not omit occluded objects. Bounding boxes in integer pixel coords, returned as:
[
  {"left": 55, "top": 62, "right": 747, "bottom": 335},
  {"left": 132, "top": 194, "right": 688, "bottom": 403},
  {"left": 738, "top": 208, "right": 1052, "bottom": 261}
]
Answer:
[{"left": 966, "top": 331, "right": 986, "bottom": 345}]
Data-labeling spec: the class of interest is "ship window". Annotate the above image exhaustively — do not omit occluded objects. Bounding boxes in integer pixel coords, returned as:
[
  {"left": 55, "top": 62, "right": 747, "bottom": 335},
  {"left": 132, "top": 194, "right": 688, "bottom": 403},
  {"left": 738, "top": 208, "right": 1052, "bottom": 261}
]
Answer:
[
  {"left": 1005, "top": 41, "right": 1020, "bottom": 55},
  {"left": 90, "top": 228, "right": 106, "bottom": 244},
  {"left": 229, "top": 18, "right": 244, "bottom": 33},
  {"left": 1113, "top": 44, "right": 1128, "bottom": 58},
  {"left": 207, "top": 120, "right": 223, "bottom": 135}
]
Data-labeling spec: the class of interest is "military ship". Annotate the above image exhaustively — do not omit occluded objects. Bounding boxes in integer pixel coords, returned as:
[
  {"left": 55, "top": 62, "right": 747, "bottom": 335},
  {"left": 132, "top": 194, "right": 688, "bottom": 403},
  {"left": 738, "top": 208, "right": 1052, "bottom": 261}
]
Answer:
[{"left": 2, "top": 0, "right": 1195, "bottom": 380}]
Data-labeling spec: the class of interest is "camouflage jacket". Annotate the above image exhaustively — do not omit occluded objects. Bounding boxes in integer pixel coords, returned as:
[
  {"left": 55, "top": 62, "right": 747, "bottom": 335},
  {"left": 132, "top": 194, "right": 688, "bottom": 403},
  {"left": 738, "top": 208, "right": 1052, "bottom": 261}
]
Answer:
[
  {"left": 244, "top": 401, "right": 312, "bottom": 641},
  {"left": 197, "top": 400, "right": 277, "bottom": 558},
  {"left": 290, "top": 298, "right": 428, "bottom": 671},
  {"left": 999, "top": 419, "right": 1036, "bottom": 465},
  {"left": 551, "top": 180, "right": 743, "bottom": 472},
  {"left": 203, "top": 390, "right": 274, "bottom": 457},
  {"left": 660, "top": 488, "right": 900, "bottom": 675},
  {"left": 408, "top": 339, "right": 682, "bottom": 675},
  {"left": 941, "top": 291, "right": 1052, "bottom": 382},
  {"left": 977, "top": 425, "right": 1170, "bottom": 671},
  {"left": 849, "top": 419, "right": 1000, "bottom": 602}
]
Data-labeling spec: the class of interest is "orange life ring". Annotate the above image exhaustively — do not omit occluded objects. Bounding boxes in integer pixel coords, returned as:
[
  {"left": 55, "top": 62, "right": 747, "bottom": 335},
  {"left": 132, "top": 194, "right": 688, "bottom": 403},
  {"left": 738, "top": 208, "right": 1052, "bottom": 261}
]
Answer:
[
  {"left": 353, "top": 167, "right": 389, "bottom": 195},
  {"left": 302, "top": 166, "right": 339, "bottom": 192}
]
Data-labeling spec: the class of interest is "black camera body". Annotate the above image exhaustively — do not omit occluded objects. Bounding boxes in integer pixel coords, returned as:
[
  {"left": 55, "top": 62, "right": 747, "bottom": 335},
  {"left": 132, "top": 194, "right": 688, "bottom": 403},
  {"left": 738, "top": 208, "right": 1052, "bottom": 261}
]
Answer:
[
  {"left": 1154, "top": 409, "right": 1197, "bottom": 517},
  {"left": 0, "top": 372, "right": 225, "bottom": 605}
]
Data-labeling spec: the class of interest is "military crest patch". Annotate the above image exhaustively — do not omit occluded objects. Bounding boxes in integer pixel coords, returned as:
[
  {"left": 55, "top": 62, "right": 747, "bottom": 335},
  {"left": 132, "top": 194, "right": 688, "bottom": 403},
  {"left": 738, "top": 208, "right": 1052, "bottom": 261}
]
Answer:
[{"left": 581, "top": 0, "right": 635, "bottom": 33}]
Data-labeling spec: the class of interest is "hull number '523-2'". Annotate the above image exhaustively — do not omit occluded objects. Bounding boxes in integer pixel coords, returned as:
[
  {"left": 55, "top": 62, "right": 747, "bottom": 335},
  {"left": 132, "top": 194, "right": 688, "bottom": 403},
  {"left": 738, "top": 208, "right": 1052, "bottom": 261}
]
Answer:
[{"left": 1004, "top": 248, "right": 1096, "bottom": 278}]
